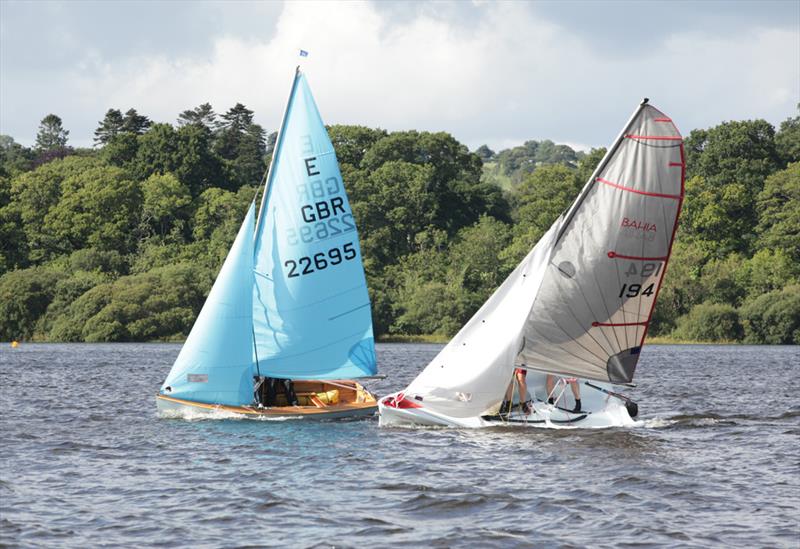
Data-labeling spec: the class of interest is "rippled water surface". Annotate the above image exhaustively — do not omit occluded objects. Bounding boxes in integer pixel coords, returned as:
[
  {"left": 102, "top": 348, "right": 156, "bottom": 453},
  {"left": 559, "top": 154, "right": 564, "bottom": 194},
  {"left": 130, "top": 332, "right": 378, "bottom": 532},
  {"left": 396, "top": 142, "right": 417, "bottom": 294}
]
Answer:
[{"left": 1, "top": 343, "right": 798, "bottom": 548}]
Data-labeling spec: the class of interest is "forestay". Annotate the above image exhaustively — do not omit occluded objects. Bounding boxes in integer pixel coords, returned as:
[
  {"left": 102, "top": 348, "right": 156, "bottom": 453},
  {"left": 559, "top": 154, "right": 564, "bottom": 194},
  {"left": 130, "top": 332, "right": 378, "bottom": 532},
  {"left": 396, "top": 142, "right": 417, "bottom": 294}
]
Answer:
[
  {"left": 252, "top": 71, "right": 376, "bottom": 380},
  {"left": 160, "top": 203, "right": 257, "bottom": 406},
  {"left": 404, "top": 101, "right": 683, "bottom": 419}
]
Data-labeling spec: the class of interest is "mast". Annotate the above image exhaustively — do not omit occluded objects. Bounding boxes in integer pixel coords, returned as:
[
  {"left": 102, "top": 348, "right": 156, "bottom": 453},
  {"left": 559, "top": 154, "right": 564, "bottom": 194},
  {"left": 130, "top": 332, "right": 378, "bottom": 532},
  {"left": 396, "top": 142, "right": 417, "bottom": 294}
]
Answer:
[
  {"left": 254, "top": 66, "right": 302, "bottom": 238},
  {"left": 554, "top": 98, "right": 649, "bottom": 244},
  {"left": 251, "top": 66, "right": 301, "bottom": 381}
]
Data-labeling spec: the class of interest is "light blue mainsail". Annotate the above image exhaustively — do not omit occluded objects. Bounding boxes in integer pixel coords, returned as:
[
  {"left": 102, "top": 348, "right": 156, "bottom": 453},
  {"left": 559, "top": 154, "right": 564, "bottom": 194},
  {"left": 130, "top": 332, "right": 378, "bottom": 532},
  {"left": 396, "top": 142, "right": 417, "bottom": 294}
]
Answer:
[
  {"left": 160, "top": 202, "right": 257, "bottom": 405},
  {"left": 252, "top": 71, "right": 377, "bottom": 379}
]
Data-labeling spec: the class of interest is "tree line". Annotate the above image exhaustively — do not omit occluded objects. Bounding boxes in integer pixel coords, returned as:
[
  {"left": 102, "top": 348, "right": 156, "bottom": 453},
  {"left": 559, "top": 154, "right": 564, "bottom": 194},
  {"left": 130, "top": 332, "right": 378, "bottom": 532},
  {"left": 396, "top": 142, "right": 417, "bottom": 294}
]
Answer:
[{"left": 0, "top": 103, "right": 798, "bottom": 344}]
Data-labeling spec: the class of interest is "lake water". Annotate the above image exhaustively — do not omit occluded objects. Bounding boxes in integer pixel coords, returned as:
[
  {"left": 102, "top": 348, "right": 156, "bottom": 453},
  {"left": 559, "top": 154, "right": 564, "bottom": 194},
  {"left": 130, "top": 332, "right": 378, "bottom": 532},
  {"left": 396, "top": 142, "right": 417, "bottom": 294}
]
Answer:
[{"left": 1, "top": 343, "right": 798, "bottom": 548}]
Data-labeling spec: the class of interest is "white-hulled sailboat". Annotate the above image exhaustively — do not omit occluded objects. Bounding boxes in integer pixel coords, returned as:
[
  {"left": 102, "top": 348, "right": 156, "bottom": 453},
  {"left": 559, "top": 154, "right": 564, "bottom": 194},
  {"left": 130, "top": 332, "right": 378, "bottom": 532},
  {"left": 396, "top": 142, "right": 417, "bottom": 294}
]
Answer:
[
  {"left": 379, "top": 99, "right": 684, "bottom": 428},
  {"left": 157, "top": 68, "right": 378, "bottom": 419}
]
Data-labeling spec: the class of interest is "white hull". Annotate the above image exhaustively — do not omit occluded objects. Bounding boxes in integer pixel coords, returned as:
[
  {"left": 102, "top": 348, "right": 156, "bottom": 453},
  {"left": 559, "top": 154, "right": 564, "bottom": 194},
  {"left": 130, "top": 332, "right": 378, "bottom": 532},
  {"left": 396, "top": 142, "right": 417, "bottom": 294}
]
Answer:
[{"left": 379, "top": 373, "right": 637, "bottom": 429}]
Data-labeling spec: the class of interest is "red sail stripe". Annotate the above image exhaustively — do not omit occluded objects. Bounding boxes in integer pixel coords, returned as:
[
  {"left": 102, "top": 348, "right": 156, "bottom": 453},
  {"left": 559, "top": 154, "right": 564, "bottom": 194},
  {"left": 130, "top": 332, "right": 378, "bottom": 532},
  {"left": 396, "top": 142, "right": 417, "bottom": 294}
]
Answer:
[
  {"left": 607, "top": 251, "right": 668, "bottom": 261},
  {"left": 669, "top": 162, "right": 684, "bottom": 167},
  {"left": 597, "top": 177, "right": 682, "bottom": 200},
  {"left": 592, "top": 321, "right": 649, "bottom": 327},
  {"left": 653, "top": 118, "right": 673, "bottom": 122},
  {"left": 625, "top": 134, "right": 683, "bottom": 141}
]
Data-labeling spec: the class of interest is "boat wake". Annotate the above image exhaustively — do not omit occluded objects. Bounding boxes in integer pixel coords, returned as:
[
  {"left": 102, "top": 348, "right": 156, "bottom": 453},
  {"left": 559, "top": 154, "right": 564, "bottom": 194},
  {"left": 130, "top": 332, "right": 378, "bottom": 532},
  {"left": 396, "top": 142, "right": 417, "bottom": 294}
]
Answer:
[{"left": 157, "top": 408, "right": 300, "bottom": 422}]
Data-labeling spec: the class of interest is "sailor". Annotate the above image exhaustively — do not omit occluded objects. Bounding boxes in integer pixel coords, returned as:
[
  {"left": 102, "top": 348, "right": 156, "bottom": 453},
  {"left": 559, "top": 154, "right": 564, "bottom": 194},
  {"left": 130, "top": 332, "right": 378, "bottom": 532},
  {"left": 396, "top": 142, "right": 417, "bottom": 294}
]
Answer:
[
  {"left": 258, "top": 377, "right": 300, "bottom": 407},
  {"left": 546, "top": 374, "right": 582, "bottom": 412},
  {"left": 500, "top": 367, "right": 531, "bottom": 416}
]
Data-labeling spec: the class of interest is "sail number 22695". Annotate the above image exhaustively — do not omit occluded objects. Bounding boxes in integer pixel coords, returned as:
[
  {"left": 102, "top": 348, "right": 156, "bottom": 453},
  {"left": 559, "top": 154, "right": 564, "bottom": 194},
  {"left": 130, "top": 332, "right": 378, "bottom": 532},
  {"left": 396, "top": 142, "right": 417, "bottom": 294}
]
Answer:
[{"left": 284, "top": 242, "right": 357, "bottom": 278}]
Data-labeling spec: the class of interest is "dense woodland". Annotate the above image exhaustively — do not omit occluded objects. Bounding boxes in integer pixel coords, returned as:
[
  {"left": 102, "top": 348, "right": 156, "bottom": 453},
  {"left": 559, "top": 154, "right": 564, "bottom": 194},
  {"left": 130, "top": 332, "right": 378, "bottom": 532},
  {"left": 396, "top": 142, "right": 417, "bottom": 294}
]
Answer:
[{"left": 1, "top": 103, "right": 798, "bottom": 344}]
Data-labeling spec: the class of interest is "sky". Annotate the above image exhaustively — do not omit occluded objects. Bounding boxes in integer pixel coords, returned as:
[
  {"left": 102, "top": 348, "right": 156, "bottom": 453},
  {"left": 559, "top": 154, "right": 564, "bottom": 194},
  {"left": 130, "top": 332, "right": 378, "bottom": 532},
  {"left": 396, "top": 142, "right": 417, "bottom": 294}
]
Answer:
[{"left": 1, "top": 0, "right": 798, "bottom": 152}]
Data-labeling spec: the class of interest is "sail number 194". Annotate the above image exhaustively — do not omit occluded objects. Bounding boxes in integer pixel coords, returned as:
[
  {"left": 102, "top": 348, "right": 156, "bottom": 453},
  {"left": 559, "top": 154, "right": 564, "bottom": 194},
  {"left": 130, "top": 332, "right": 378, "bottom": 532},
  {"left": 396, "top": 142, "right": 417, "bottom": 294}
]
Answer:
[{"left": 284, "top": 242, "right": 357, "bottom": 278}]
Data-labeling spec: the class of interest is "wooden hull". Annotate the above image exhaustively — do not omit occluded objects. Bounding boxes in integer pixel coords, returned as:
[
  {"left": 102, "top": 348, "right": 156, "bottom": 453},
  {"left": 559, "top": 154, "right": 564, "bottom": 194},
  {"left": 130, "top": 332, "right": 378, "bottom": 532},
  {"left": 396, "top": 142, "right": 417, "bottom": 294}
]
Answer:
[{"left": 157, "top": 380, "right": 378, "bottom": 420}]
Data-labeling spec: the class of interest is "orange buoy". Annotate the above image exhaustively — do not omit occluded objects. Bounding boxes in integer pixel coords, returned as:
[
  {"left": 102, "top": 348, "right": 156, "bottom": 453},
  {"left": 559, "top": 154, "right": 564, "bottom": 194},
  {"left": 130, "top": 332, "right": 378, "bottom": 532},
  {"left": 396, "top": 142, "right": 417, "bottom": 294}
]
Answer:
[{"left": 11, "top": 340, "right": 19, "bottom": 348}]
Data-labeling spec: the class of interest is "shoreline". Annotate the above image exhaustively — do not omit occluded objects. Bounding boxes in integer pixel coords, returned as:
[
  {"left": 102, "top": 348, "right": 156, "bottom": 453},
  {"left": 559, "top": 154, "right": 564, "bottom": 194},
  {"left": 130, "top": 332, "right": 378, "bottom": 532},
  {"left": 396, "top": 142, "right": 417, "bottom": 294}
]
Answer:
[{"left": 4, "top": 336, "right": 771, "bottom": 346}]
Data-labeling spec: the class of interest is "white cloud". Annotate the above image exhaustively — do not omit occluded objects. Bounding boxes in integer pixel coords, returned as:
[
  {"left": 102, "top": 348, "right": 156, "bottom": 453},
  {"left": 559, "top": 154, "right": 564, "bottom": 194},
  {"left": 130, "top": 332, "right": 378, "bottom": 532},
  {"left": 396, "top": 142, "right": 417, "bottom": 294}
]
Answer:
[{"left": 2, "top": 1, "right": 798, "bottom": 151}]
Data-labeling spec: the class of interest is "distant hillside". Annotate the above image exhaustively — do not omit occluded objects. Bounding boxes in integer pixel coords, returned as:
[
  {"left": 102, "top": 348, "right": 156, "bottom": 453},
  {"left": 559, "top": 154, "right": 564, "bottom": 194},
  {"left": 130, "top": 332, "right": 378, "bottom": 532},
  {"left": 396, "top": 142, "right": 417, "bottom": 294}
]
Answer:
[{"left": 476, "top": 140, "right": 587, "bottom": 190}]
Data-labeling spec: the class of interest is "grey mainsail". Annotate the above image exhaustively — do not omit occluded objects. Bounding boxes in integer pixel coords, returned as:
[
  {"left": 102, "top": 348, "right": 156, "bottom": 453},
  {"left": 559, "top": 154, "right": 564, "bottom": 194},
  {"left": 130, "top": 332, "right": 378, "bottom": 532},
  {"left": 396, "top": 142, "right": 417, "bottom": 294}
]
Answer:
[{"left": 517, "top": 101, "right": 684, "bottom": 383}]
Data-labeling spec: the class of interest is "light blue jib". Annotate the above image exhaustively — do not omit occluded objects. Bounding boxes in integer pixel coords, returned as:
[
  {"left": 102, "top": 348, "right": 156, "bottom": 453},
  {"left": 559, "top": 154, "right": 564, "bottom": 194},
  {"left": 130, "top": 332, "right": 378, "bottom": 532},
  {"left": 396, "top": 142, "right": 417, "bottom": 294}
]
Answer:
[
  {"left": 160, "top": 202, "right": 257, "bottom": 405},
  {"left": 252, "top": 71, "right": 377, "bottom": 380}
]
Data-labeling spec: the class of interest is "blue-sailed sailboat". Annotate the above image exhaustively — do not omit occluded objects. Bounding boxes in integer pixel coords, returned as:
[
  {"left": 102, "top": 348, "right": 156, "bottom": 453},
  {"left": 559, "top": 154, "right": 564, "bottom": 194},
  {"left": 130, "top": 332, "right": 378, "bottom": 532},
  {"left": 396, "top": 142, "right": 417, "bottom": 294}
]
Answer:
[{"left": 156, "top": 68, "right": 378, "bottom": 419}]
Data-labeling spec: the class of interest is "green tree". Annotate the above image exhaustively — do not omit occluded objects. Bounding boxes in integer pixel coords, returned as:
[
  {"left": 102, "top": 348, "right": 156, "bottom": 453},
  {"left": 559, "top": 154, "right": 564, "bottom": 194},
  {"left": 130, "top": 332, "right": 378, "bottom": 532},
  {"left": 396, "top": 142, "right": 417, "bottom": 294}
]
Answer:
[
  {"left": 739, "top": 249, "right": 799, "bottom": 297},
  {"left": 649, "top": 241, "right": 709, "bottom": 335},
  {"left": 141, "top": 173, "right": 192, "bottom": 238},
  {"left": 474, "top": 145, "right": 495, "bottom": 162},
  {"left": 685, "top": 119, "right": 780, "bottom": 190},
  {"left": 327, "top": 125, "right": 387, "bottom": 168},
  {"left": 740, "top": 285, "right": 800, "bottom": 344},
  {"left": 133, "top": 123, "right": 223, "bottom": 195},
  {"left": 49, "top": 263, "right": 211, "bottom": 342},
  {"left": 0, "top": 267, "right": 60, "bottom": 340},
  {"left": 214, "top": 103, "right": 267, "bottom": 189},
  {"left": 36, "top": 270, "right": 110, "bottom": 337},
  {"left": 35, "top": 114, "right": 69, "bottom": 151},
  {"left": 8, "top": 156, "right": 104, "bottom": 262},
  {"left": 755, "top": 162, "right": 800, "bottom": 261},
  {"left": 43, "top": 164, "right": 142, "bottom": 255},
  {"left": 101, "top": 132, "right": 139, "bottom": 166},
  {"left": 361, "top": 131, "right": 508, "bottom": 232},
  {"left": 94, "top": 109, "right": 125, "bottom": 145},
  {"left": 501, "top": 164, "right": 581, "bottom": 268},
  {"left": 681, "top": 175, "right": 757, "bottom": 256},
  {"left": 775, "top": 105, "right": 800, "bottom": 164},
  {"left": 178, "top": 103, "right": 218, "bottom": 131},
  {"left": 350, "top": 161, "right": 437, "bottom": 269},
  {"left": 0, "top": 135, "right": 34, "bottom": 177},
  {"left": 121, "top": 108, "right": 151, "bottom": 134},
  {"left": 672, "top": 302, "right": 743, "bottom": 342},
  {"left": 175, "top": 123, "right": 225, "bottom": 195}
]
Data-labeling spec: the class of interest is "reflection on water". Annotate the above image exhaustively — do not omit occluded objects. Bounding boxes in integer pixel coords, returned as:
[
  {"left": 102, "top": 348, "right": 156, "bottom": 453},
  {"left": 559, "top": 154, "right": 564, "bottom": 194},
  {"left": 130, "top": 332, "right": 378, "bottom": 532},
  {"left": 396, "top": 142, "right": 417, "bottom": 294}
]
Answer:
[{"left": 0, "top": 343, "right": 798, "bottom": 547}]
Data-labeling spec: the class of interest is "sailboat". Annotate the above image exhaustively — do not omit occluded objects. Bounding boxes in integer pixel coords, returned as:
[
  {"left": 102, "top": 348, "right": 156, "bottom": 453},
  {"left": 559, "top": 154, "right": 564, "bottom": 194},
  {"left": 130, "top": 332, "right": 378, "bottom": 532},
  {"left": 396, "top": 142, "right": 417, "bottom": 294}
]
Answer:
[
  {"left": 379, "top": 99, "right": 684, "bottom": 428},
  {"left": 157, "top": 68, "right": 378, "bottom": 419}
]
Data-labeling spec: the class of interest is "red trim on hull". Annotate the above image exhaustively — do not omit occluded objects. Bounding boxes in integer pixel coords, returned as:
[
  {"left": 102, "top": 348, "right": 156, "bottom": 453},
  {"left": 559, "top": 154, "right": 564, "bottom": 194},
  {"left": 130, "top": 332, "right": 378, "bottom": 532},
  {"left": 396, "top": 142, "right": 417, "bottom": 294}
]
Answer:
[{"left": 381, "top": 393, "right": 422, "bottom": 409}]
